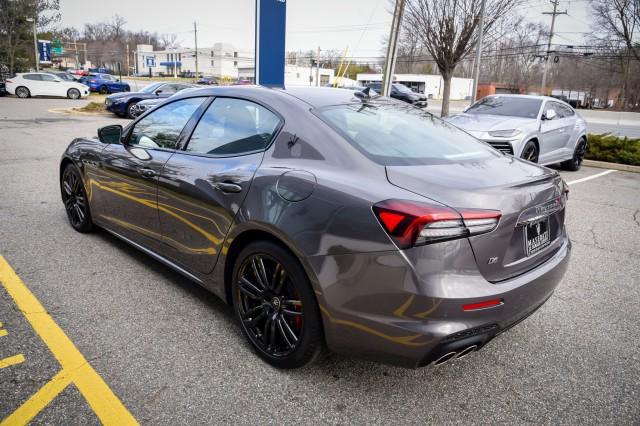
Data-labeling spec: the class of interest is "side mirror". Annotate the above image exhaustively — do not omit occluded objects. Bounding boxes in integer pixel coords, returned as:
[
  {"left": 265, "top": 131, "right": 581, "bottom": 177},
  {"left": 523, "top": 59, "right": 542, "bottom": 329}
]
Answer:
[
  {"left": 544, "top": 109, "right": 557, "bottom": 120},
  {"left": 155, "top": 89, "right": 163, "bottom": 95},
  {"left": 98, "top": 124, "right": 123, "bottom": 144}
]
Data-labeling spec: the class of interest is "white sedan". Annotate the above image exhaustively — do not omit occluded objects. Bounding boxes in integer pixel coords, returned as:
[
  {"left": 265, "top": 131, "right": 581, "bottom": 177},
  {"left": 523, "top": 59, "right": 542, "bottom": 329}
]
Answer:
[{"left": 5, "top": 73, "right": 90, "bottom": 99}]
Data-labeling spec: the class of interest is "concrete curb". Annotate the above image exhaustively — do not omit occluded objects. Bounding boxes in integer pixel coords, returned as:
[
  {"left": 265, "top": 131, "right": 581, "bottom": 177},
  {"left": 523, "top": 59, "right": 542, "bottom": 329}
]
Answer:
[
  {"left": 48, "top": 107, "right": 110, "bottom": 116},
  {"left": 583, "top": 159, "right": 640, "bottom": 173}
]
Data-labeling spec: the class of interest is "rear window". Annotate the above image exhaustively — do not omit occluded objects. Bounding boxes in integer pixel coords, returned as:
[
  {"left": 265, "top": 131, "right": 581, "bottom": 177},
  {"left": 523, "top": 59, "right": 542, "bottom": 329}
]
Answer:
[
  {"left": 317, "top": 102, "right": 499, "bottom": 166},
  {"left": 466, "top": 96, "right": 542, "bottom": 119}
]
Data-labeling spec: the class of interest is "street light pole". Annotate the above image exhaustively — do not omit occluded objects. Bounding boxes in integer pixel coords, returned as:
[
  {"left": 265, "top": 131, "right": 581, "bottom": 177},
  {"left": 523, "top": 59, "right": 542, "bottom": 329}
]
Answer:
[
  {"left": 27, "top": 18, "right": 39, "bottom": 71},
  {"left": 470, "top": 0, "right": 486, "bottom": 104}
]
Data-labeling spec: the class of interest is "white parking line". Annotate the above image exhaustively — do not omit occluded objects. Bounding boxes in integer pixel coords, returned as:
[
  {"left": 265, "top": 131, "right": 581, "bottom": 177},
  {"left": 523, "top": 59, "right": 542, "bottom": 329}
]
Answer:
[{"left": 566, "top": 170, "right": 616, "bottom": 186}]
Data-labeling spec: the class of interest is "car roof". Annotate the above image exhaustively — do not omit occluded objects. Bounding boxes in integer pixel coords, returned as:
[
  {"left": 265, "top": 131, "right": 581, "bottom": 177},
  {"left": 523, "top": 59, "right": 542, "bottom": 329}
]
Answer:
[
  {"left": 172, "top": 85, "right": 363, "bottom": 109},
  {"left": 482, "top": 94, "right": 562, "bottom": 103}
]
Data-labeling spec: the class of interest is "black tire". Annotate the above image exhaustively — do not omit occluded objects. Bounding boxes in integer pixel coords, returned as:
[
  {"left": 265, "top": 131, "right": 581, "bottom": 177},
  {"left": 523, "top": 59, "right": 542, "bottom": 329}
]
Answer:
[
  {"left": 15, "top": 86, "right": 30, "bottom": 98},
  {"left": 561, "top": 138, "right": 587, "bottom": 171},
  {"left": 99, "top": 85, "right": 108, "bottom": 94},
  {"left": 521, "top": 140, "right": 539, "bottom": 163},
  {"left": 61, "top": 164, "right": 94, "bottom": 233},
  {"left": 126, "top": 102, "right": 138, "bottom": 119},
  {"left": 67, "top": 88, "right": 80, "bottom": 100},
  {"left": 231, "top": 241, "right": 324, "bottom": 369}
]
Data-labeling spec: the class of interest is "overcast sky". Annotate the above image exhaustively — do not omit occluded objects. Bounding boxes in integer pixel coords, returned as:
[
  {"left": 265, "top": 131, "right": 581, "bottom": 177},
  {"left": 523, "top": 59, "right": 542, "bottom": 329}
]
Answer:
[{"left": 58, "top": 0, "right": 592, "bottom": 56}]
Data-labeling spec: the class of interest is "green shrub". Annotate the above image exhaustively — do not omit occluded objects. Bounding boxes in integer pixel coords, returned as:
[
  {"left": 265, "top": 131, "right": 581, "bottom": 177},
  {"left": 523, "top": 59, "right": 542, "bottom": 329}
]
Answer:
[{"left": 586, "top": 134, "right": 640, "bottom": 166}]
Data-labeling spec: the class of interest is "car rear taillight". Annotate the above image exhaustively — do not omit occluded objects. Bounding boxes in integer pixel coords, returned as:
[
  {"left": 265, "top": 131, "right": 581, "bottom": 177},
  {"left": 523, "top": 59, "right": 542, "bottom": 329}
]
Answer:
[
  {"left": 373, "top": 200, "right": 501, "bottom": 249},
  {"left": 89, "top": 79, "right": 97, "bottom": 83},
  {"left": 5, "top": 80, "right": 12, "bottom": 83}
]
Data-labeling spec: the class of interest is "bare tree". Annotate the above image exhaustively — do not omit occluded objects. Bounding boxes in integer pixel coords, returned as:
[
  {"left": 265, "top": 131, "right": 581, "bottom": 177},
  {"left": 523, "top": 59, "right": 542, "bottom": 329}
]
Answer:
[
  {"left": 591, "top": 0, "right": 639, "bottom": 61},
  {"left": 404, "top": 0, "right": 518, "bottom": 116}
]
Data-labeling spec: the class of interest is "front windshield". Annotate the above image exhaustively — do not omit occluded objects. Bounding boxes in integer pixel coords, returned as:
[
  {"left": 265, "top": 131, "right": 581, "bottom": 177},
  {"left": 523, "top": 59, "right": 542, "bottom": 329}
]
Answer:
[
  {"left": 318, "top": 101, "right": 499, "bottom": 166},
  {"left": 466, "top": 96, "right": 542, "bottom": 119},
  {"left": 141, "top": 83, "right": 164, "bottom": 93}
]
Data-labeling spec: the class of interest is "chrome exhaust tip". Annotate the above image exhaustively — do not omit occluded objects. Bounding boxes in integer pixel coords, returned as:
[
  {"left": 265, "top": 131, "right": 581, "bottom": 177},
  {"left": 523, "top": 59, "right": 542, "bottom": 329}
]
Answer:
[
  {"left": 455, "top": 345, "right": 478, "bottom": 360},
  {"left": 433, "top": 351, "right": 457, "bottom": 366}
]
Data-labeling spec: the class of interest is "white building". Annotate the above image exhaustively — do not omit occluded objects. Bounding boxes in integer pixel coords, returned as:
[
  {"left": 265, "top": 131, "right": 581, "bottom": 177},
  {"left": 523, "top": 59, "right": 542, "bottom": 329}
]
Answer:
[
  {"left": 135, "top": 43, "right": 254, "bottom": 79},
  {"left": 357, "top": 73, "right": 474, "bottom": 100},
  {"left": 284, "top": 65, "right": 334, "bottom": 86}
]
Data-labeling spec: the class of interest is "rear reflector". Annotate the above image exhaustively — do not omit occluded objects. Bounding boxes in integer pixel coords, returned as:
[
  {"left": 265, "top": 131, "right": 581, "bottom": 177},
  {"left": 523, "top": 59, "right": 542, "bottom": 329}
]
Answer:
[
  {"left": 462, "top": 299, "right": 503, "bottom": 311},
  {"left": 373, "top": 199, "right": 501, "bottom": 249}
]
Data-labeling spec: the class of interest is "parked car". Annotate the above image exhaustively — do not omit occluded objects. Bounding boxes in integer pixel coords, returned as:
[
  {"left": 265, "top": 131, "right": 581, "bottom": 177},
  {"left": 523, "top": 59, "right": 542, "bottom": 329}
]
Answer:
[
  {"left": 130, "top": 87, "right": 200, "bottom": 118},
  {"left": 78, "top": 73, "right": 130, "bottom": 94},
  {"left": 49, "top": 71, "right": 77, "bottom": 82},
  {"left": 60, "top": 86, "right": 570, "bottom": 369},
  {"left": 196, "top": 76, "right": 218, "bottom": 85},
  {"left": 364, "top": 82, "right": 428, "bottom": 107},
  {"left": 105, "top": 82, "right": 198, "bottom": 118},
  {"left": 0, "top": 81, "right": 6, "bottom": 96},
  {"left": 5, "top": 72, "right": 90, "bottom": 99},
  {"left": 447, "top": 94, "right": 588, "bottom": 171}
]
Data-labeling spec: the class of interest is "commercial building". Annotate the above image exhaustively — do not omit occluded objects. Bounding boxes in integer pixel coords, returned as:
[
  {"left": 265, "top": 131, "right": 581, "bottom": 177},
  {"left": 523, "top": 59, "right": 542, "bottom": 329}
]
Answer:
[
  {"left": 135, "top": 43, "right": 253, "bottom": 79},
  {"left": 284, "top": 65, "right": 334, "bottom": 86},
  {"left": 356, "top": 73, "right": 474, "bottom": 100}
]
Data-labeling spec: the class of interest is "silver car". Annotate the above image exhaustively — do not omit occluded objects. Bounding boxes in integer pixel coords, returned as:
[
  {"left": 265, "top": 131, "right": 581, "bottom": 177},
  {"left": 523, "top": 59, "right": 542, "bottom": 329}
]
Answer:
[{"left": 447, "top": 95, "right": 588, "bottom": 171}]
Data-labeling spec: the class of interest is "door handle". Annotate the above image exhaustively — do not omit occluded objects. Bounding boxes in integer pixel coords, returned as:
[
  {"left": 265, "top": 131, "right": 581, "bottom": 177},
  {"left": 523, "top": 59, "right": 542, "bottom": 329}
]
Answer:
[
  {"left": 138, "top": 168, "right": 156, "bottom": 178},
  {"left": 214, "top": 182, "right": 243, "bottom": 193}
]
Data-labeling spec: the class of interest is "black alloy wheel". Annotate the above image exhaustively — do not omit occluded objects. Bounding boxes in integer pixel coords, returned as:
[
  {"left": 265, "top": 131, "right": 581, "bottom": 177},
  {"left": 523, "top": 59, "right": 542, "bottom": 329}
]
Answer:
[
  {"left": 99, "top": 85, "right": 108, "bottom": 94},
  {"left": 521, "top": 140, "right": 539, "bottom": 163},
  {"left": 67, "top": 88, "right": 80, "bottom": 99},
  {"left": 232, "top": 241, "right": 323, "bottom": 368},
  {"left": 562, "top": 139, "right": 587, "bottom": 171},
  {"left": 16, "top": 87, "right": 30, "bottom": 98},
  {"left": 61, "top": 164, "right": 93, "bottom": 232}
]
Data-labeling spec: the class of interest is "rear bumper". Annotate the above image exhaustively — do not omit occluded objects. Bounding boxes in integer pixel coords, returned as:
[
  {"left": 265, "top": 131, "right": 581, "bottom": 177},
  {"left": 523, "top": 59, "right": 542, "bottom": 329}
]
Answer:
[{"left": 308, "top": 234, "right": 571, "bottom": 368}]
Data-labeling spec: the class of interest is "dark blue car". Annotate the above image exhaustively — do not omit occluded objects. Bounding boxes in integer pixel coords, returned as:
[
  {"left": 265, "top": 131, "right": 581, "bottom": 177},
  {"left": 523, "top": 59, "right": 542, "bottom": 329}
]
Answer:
[
  {"left": 104, "top": 82, "right": 197, "bottom": 118},
  {"left": 78, "top": 73, "right": 130, "bottom": 94}
]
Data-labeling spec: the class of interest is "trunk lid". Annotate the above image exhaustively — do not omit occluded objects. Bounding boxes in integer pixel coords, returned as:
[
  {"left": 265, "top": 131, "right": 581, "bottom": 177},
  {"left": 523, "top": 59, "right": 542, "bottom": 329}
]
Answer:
[{"left": 386, "top": 156, "right": 566, "bottom": 282}]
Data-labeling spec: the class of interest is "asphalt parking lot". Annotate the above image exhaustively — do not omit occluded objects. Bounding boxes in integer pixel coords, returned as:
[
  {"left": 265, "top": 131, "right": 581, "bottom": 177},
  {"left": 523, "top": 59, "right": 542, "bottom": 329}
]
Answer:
[{"left": 1, "top": 96, "right": 639, "bottom": 424}]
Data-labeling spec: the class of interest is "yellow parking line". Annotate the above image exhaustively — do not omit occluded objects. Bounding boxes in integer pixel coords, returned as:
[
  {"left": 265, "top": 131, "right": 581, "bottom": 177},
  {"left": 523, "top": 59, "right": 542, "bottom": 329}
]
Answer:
[
  {"left": 0, "top": 255, "right": 138, "bottom": 425},
  {"left": 0, "top": 354, "right": 25, "bottom": 369},
  {"left": 0, "top": 329, "right": 7, "bottom": 337}
]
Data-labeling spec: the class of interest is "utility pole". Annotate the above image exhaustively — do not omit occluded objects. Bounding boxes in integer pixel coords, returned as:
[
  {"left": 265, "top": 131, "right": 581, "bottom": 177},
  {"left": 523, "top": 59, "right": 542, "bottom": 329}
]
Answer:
[
  {"left": 315, "top": 46, "right": 320, "bottom": 87},
  {"left": 194, "top": 21, "right": 199, "bottom": 78},
  {"left": 540, "top": 0, "right": 566, "bottom": 95},
  {"left": 126, "top": 43, "right": 130, "bottom": 76},
  {"left": 470, "top": 0, "right": 486, "bottom": 104},
  {"left": 26, "top": 18, "right": 39, "bottom": 71},
  {"left": 381, "top": 0, "right": 405, "bottom": 96}
]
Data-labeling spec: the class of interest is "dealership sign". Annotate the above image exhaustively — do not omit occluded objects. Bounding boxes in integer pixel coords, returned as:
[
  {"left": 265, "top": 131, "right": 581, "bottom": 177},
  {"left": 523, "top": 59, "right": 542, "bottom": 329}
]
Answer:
[
  {"left": 255, "top": 0, "right": 286, "bottom": 87},
  {"left": 38, "top": 40, "right": 52, "bottom": 64},
  {"left": 145, "top": 56, "right": 156, "bottom": 67}
]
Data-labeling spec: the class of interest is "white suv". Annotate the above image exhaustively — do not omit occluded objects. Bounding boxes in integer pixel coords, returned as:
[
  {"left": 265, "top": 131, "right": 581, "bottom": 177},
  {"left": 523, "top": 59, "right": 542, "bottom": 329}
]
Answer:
[{"left": 5, "top": 72, "right": 90, "bottom": 99}]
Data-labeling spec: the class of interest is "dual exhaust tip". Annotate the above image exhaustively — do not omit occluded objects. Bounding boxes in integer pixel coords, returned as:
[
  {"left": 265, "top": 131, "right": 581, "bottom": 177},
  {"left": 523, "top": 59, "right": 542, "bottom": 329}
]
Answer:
[{"left": 432, "top": 344, "right": 478, "bottom": 366}]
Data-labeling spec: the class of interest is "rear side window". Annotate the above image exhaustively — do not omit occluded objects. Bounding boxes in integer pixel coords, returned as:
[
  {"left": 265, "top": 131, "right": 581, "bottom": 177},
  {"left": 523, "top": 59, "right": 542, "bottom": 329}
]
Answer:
[
  {"left": 129, "top": 97, "right": 205, "bottom": 149},
  {"left": 318, "top": 102, "right": 499, "bottom": 166},
  {"left": 41, "top": 74, "right": 57, "bottom": 81},
  {"left": 185, "top": 98, "right": 281, "bottom": 156},
  {"left": 23, "top": 74, "right": 41, "bottom": 81}
]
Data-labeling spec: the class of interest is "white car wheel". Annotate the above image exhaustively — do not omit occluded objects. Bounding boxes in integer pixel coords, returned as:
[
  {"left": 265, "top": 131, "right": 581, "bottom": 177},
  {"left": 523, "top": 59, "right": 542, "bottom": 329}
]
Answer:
[
  {"left": 67, "top": 88, "right": 81, "bottom": 100},
  {"left": 16, "top": 87, "right": 30, "bottom": 98}
]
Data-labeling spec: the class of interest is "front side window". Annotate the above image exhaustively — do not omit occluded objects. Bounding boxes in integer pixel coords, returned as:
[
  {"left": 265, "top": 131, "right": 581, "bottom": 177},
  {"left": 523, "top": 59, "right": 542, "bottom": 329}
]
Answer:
[
  {"left": 129, "top": 97, "right": 205, "bottom": 149},
  {"left": 318, "top": 102, "right": 499, "bottom": 166},
  {"left": 41, "top": 74, "right": 57, "bottom": 82},
  {"left": 467, "top": 96, "right": 542, "bottom": 119},
  {"left": 185, "top": 98, "right": 281, "bottom": 156}
]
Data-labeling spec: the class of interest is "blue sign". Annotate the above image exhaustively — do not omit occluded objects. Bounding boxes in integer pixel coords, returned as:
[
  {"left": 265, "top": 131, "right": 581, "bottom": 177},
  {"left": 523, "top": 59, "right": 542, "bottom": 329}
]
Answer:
[
  {"left": 255, "top": 0, "right": 286, "bottom": 87},
  {"left": 38, "top": 40, "right": 52, "bottom": 64},
  {"left": 145, "top": 56, "right": 156, "bottom": 67}
]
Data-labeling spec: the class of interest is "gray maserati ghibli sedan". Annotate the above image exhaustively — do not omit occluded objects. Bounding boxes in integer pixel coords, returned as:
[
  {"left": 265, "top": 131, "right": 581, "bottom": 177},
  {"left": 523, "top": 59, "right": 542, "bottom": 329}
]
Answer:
[
  {"left": 60, "top": 86, "right": 571, "bottom": 369},
  {"left": 447, "top": 94, "right": 588, "bottom": 170}
]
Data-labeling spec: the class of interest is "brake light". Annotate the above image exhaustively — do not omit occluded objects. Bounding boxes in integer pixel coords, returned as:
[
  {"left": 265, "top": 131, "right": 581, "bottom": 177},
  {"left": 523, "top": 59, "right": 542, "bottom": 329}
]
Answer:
[
  {"left": 373, "top": 200, "right": 501, "bottom": 249},
  {"left": 462, "top": 298, "right": 503, "bottom": 311},
  {"left": 89, "top": 79, "right": 97, "bottom": 83},
  {"left": 5, "top": 80, "right": 12, "bottom": 83}
]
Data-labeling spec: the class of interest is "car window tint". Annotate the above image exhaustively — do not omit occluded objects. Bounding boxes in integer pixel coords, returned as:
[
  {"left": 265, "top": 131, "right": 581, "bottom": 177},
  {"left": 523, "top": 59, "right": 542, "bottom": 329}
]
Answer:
[
  {"left": 41, "top": 74, "right": 57, "bottom": 81},
  {"left": 185, "top": 98, "right": 281, "bottom": 156},
  {"left": 24, "top": 74, "right": 41, "bottom": 81},
  {"left": 162, "top": 84, "right": 178, "bottom": 94},
  {"left": 558, "top": 103, "right": 574, "bottom": 117},
  {"left": 549, "top": 102, "right": 566, "bottom": 118},
  {"left": 319, "top": 102, "right": 499, "bottom": 166},
  {"left": 129, "top": 97, "right": 205, "bottom": 149},
  {"left": 467, "top": 96, "right": 542, "bottom": 119}
]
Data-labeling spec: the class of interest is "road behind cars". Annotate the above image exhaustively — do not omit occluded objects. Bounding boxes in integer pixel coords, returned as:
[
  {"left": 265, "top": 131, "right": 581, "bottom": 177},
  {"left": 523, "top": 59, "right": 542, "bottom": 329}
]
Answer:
[{"left": 0, "top": 96, "right": 639, "bottom": 424}]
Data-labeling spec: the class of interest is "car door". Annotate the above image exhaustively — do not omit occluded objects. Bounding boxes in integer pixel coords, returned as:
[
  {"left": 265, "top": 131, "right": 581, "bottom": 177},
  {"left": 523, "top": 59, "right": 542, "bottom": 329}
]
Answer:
[
  {"left": 157, "top": 97, "right": 283, "bottom": 275},
  {"left": 155, "top": 83, "right": 178, "bottom": 99},
  {"left": 22, "top": 74, "right": 44, "bottom": 95},
  {"left": 95, "top": 97, "right": 207, "bottom": 253},
  {"left": 538, "top": 101, "right": 569, "bottom": 162},
  {"left": 39, "top": 73, "right": 64, "bottom": 96}
]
